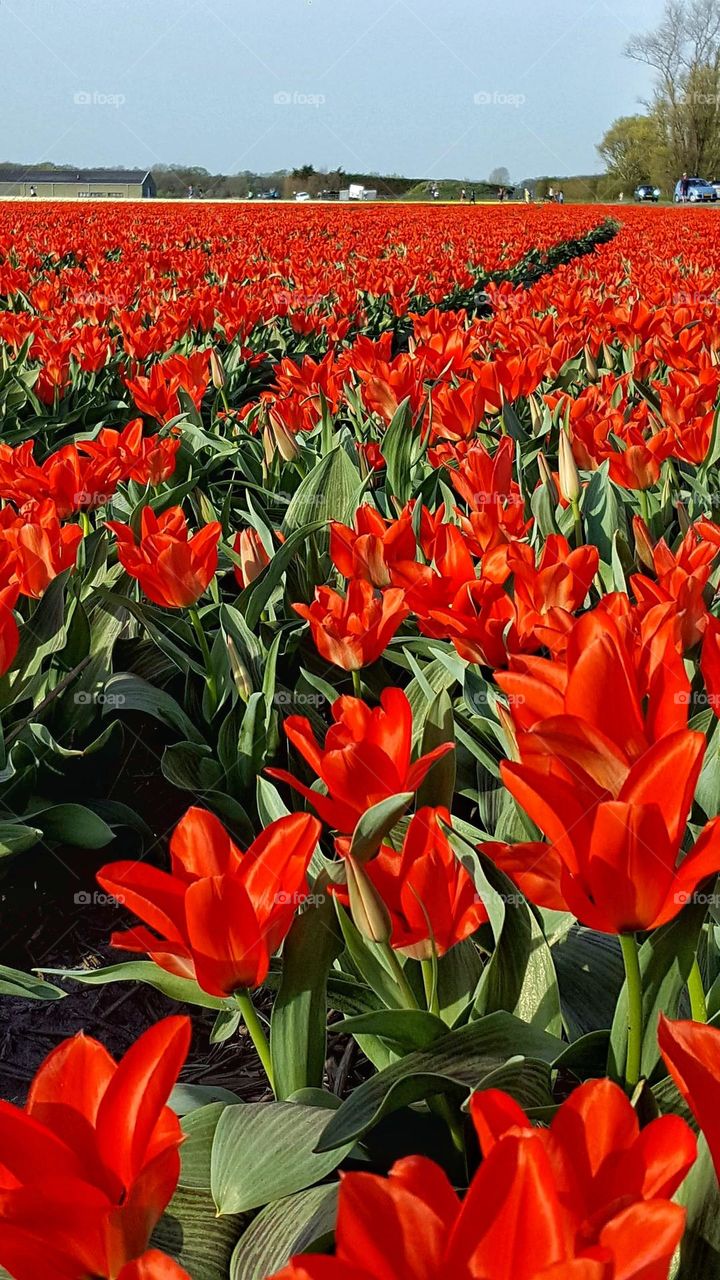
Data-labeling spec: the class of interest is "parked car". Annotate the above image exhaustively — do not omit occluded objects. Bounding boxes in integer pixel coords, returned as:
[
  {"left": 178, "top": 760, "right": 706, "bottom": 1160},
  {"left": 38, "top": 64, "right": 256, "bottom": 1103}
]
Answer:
[
  {"left": 295, "top": 191, "right": 311, "bottom": 202},
  {"left": 634, "top": 184, "right": 660, "bottom": 202},
  {"left": 674, "top": 177, "right": 718, "bottom": 202}
]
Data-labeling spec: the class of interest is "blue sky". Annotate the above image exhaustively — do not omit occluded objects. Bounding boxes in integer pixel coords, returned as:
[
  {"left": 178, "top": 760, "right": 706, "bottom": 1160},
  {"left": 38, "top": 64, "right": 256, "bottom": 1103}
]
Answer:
[{"left": 1, "top": 0, "right": 665, "bottom": 178}]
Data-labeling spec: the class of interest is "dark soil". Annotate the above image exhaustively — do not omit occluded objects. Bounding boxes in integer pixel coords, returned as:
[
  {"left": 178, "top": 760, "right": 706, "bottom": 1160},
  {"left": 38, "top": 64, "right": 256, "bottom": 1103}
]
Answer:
[
  {"left": 0, "top": 713, "right": 271, "bottom": 1103},
  {"left": 0, "top": 711, "right": 367, "bottom": 1105}
]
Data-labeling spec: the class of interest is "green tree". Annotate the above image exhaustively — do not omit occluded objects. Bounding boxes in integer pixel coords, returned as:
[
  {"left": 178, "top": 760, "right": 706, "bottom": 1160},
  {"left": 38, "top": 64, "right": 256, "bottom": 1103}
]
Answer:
[
  {"left": 627, "top": 0, "right": 720, "bottom": 178},
  {"left": 597, "top": 115, "right": 665, "bottom": 188}
]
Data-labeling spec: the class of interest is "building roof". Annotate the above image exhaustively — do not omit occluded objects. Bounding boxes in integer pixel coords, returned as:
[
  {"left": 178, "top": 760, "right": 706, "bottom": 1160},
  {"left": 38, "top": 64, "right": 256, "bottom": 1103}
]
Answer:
[{"left": 0, "top": 168, "right": 152, "bottom": 185}]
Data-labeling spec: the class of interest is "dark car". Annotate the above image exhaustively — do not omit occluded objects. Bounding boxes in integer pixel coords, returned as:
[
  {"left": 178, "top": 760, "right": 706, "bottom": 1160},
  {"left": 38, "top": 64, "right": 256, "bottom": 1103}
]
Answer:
[{"left": 634, "top": 183, "right": 660, "bottom": 202}]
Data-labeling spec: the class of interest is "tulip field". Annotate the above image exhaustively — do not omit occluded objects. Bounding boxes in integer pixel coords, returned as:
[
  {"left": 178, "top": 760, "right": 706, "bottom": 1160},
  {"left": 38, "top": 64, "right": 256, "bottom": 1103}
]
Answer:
[{"left": 4, "top": 197, "right": 720, "bottom": 1277}]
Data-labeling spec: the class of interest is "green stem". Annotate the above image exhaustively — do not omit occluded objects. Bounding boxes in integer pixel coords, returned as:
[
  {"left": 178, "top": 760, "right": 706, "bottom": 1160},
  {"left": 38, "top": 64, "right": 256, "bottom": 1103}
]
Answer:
[
  {"left": 351, "top": 669, "right": 363, "bottom": 698},
  {"left": 422, "top": 957, "right": 440, "bottom": 1017},
  {"left": 235, "top": 991, "right": 275, "bottom": 1093},
  {"left": 429, "top": 1093, "right": 466, "bottom": 1157},
  {"left": 188, "top": 605, "right": 218, "bottom": 713},
  {"left": 382, "top": 943, "right": 420, "bottom": 1009},
  {"left": 620, "top": 932, "right": 643, "bottom": 1092},
  {"left": 571, "top": 497, "right": 582, "bottom": 548},
  {"left": 688, "top": 958, "right": 708, "bottom": 1024},
  {"left": 639, "top": 488, "right": 650, "bottom": 526}
]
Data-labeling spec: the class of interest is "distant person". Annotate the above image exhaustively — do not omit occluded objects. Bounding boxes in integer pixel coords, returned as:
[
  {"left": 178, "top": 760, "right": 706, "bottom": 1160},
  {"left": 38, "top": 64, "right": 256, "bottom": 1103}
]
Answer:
[
  {"left": 498, "top": 186, "right": 505, "bottom": 202},
  {"left": 460, "top": 187, "right": 466, "bottom": 202},
  {"left": 524, "top": 186, "right": 531, "bottom": 203},
  {"left": 680, "top": 172, "right": 690, "bottom": 201},
  {"left": 557, "top": 189, "right": 565, "bottom": 204},
  {"left": 548, "top": 185, "right": 555, "bottom": 201},
  {"left": 619, "top": 191, "right": 624, "bottom": 202},
  {"left": 470, "top": 188, "right": 476, "bottom": 204},
  {"left": 29, "top": 185, "right": 37, "bottom": 198},
  {"left": 187, "top": 185, "right": 195, "bottom": 199}
]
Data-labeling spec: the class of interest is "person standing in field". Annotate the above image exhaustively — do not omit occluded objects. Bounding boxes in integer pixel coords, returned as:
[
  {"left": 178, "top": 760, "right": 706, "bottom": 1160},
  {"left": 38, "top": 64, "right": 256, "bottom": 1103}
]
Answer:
[
  {"left": 524, "top": 186, "right": 530, "bottom": 203},
  {"left": 680, "top": 172, "right": 690, "bottom": 201}
]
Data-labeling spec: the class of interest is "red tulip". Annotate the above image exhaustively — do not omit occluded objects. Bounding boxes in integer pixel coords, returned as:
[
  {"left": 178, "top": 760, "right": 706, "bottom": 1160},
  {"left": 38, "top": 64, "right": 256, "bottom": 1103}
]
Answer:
[
  {"left": 336, "top": 807, "right": 487, "bottom": 958},
  {"left": 0, "top": 499, "right": 83, "bottom": 598},
  {"left": 659, "top": 1015, "right": 720, "bottom": 1181},
  {"left": 268, "top": 688, "right": 453, "bottom": 834},
  {"left": 480, "top": 600, "right": 720, "bottom": 931},
  {"left": 107, "top": 507, "right": 221, "bottom": 609},
  {"left": 293, "top": 579, "right": 408, "bottom": 670},
  {"left": 270, "top": 1078, "right": 690, "bottom": 1279},
  {"left": 0, "top": 583, "right": 19, "bottom": 677},
  {"left": 700, "top": 613, "right": 720, "bottom": 716},
  {"left": 329, "top": 505, "right": 416, "bottom": 589},
  {"left": 0, "top": 1017, "right": 191, "bottom": 1280},
  {"left": 98, "top": 807, "right": 321, "bottom": 997}
]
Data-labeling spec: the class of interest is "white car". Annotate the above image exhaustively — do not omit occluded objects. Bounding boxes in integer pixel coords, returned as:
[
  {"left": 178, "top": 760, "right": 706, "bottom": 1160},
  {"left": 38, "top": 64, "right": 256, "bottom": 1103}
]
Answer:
[{"left": 295, "top": 192, "right": 311, "bottom": 202}]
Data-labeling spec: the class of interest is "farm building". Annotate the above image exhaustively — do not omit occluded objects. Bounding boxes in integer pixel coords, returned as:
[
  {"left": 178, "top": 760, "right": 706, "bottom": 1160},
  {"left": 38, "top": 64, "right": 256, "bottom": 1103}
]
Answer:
[{"left": 0, "top": 168, "right": 156, "bottom": 199}]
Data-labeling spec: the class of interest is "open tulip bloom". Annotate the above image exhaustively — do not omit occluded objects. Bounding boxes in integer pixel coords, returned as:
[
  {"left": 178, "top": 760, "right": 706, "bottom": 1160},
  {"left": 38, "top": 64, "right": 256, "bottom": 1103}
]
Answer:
[
  {"left": 268, "top": 687, "right": 454, "bottom": 833},
  {"left": 0, "top": 1017, "right": 191, "bottom": 1280}
]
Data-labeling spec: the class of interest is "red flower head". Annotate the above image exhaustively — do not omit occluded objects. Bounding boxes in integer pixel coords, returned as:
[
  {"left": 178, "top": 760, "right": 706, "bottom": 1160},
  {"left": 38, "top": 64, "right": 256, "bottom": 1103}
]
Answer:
[
  {"left": 270, "top": 1077, "right": 691, "bottom": 1280},
  {"left": 337, "top": 807, "right": 487, "bottom": 958},
  {"left": 481, "top": 606, "right": 720, "bottom": 932},
  {"left": 98, "top": 807, "right": 321, "bottom": 997},
  {"left": 107, "top": 507, "right": 221, "bottom": 609},
  {"left": 0, "top": 583, "right": 19, "bottom": 677},
  {"left": 268, "top": 688, "right": 454, "bottom": 834},
  {"left": 0, "top": 499, "right": 83, "bottom": 598},
  {"left": 293, "top": 579, "right": 409, "bottom": 670},
  {"left": 659, "top": 1015, "right": 720, "bottom": 1182},
  {"left": 329, "top": 505, "right": 416, "bottom": 589},
  {"left": 0, "top": 1017, "right": 191, "bottom": 1280}
]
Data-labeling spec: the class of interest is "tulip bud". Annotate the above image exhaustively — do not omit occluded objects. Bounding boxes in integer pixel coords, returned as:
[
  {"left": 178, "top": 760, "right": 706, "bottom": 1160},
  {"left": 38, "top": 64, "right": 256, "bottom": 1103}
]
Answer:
[
  {"left": 676, "top": 498, "right": 690, "bottom": 536},
  {"left": 270, "top": 413, "right": 299, "bottom": 462},
  {"left": 528, "top": 395, "right": 544, "bottom": 436},
  {"left": 496, "top": 701, "right": 520, "bottom": 762},
  {"left": 632, "top": 515, "right": 655, "bottom": 572},
  {"left": 234, "top": 528, "right": 270, "bottom": 589},
  {"left": 210, "top": 349, "right": 226, "bottom": 390},
  {"left": 558, "top": 429, "right": 581, "bottom": 505},
  {"left": 584, "top": 344, "right": 598, "bottom": 383},
  {"left": 345, "top": 853, "right": 392, "bottom": 945},
  {"left": 262, "top": 422, "right": 275, "bottom": 468},
  {"left": 537, "top": 452, "right": 559, "bottom": 505},
  {"left": 226, "top": 635, "right": 252, "bottom": 701}
]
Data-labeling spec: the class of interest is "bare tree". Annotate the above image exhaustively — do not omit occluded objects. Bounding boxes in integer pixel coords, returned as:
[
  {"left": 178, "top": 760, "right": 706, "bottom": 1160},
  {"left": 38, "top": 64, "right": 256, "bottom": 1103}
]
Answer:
[
  {"left": 627, "top": 0, "right": 720, "bottom": 177},
  {"left": 488, "top": 166, "right": 511, "bottom": 186}
]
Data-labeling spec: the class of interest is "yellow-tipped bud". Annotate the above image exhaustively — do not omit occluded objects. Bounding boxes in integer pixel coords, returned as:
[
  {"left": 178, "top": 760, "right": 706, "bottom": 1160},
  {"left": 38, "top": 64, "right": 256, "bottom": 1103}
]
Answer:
[
  {"left": 558, "top": 429, "right": 581, "bottom": 504},
  {"left": 345, "top": 853, "right": 392, "bottom": 945}
]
